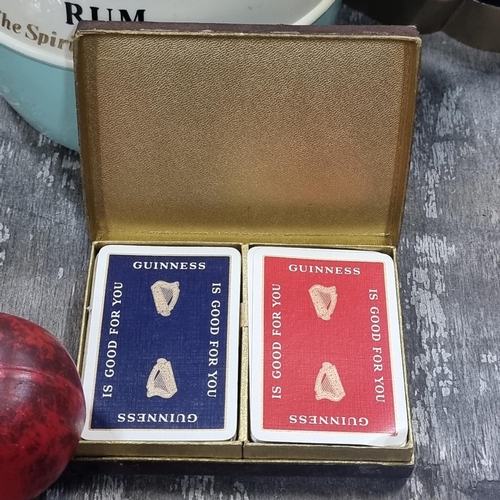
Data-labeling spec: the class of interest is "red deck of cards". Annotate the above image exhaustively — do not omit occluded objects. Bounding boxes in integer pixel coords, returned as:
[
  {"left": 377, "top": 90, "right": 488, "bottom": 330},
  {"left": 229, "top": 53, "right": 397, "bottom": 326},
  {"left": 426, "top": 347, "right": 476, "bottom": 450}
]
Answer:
[{"left": 248, "top": 246, "right": 408, "bottom": 447}]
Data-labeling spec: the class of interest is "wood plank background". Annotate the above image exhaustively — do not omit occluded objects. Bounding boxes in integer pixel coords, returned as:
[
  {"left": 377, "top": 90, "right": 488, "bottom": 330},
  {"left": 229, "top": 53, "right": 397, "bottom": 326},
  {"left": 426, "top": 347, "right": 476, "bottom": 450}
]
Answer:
[{"left": 1, "top": 6, "right": 499, "bottom": 500}]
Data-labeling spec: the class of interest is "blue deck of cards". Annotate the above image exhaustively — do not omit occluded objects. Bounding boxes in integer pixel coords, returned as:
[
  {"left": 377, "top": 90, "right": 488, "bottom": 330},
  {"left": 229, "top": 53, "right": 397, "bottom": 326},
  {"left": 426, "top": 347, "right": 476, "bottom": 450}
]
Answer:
[{"left": 81, "top": 245, "right": 241, "bottom": 442}]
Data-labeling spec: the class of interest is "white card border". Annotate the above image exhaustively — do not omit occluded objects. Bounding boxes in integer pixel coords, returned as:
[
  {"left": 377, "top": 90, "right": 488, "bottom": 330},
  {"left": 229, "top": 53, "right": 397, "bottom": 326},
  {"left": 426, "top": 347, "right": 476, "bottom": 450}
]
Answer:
[
  {"left": 81, "top": 244, "right": 241, "bottom": 442},
  {"left": 248, "top": 246, "right": 408, "bottom": 447}
]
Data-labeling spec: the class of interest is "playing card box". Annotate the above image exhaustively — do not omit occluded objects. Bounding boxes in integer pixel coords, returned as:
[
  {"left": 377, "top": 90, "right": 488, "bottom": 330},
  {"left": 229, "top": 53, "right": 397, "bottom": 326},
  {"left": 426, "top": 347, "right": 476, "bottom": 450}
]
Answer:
[{"left": 73, "top": 21, "right": 420, "bottom": 471}]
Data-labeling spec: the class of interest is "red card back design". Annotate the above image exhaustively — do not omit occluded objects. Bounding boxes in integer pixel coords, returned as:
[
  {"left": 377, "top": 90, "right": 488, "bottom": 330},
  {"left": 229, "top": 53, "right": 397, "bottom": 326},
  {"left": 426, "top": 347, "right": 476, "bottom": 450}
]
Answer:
[
  {"left": 248, "top": 247, "right": 408, "bottom": 446},
  {"left": 262, "top": 257, "right": 395, "bottom": 435}
]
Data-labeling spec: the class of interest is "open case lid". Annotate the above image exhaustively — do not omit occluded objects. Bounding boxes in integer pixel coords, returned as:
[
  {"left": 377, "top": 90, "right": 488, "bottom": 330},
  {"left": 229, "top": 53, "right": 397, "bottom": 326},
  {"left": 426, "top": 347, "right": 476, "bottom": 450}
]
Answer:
[{"left": 74, "top": 22, "right": 420, "bottom": 247}]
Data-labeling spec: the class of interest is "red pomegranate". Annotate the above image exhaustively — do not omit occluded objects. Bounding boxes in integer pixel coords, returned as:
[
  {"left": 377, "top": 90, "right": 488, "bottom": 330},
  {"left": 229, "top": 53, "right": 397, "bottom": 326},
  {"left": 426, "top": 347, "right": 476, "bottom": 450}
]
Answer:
[{"left": 0, "top": 313, "right": 86, "bottom": 500}]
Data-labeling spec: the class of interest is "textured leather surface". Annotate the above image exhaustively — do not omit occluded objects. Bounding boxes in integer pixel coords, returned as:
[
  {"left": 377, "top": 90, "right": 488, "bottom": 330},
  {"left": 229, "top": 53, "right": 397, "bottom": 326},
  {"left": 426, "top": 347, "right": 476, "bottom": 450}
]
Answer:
[{"left": 74, "top": 25, "right": 420, "bottom": 245}]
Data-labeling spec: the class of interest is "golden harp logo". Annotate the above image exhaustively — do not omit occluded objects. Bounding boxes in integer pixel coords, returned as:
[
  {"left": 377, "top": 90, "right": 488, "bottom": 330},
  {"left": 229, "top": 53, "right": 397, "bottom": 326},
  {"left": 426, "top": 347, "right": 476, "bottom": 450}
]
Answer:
[
  {"left": 314, "top": 362, "right": 346, "bottom": 402},
  {"left": 146, "top": 358, "right": 178, "bottom": 399},
  {"left": 308, "top": 284, "right": 338, "bottom": 321},
  {"left": 151, "top": 280, "right": 180, "bottom": 317}
]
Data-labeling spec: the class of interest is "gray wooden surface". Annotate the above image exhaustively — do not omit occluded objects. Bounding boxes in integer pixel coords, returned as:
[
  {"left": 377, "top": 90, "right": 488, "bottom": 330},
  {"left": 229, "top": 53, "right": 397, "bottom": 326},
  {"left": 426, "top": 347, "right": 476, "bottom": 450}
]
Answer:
[{"left": 1, "top": 6, "right": 500, "bottom": 500}]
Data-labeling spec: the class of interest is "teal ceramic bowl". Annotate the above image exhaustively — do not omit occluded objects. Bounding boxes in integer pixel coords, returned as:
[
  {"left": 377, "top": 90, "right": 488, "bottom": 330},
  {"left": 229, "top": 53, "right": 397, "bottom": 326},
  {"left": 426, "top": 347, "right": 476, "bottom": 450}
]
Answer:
[{"left": 0, "top": 1, "right": 341, "bottom": 151}]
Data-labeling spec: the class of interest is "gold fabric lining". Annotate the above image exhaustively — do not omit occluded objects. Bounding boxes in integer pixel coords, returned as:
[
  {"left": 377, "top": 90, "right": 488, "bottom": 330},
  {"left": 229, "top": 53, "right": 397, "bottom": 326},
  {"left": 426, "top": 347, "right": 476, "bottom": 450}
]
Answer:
[{"left": 75, "top": 26, "right": 420, "bottom": 247}]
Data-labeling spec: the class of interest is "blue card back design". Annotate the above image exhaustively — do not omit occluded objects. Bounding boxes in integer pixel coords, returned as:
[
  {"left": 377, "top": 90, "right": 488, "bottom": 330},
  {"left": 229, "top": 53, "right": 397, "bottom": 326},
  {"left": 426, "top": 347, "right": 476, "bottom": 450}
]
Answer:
[{"left": 90, "top": 254, "right": 233, "bottom": 432}]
